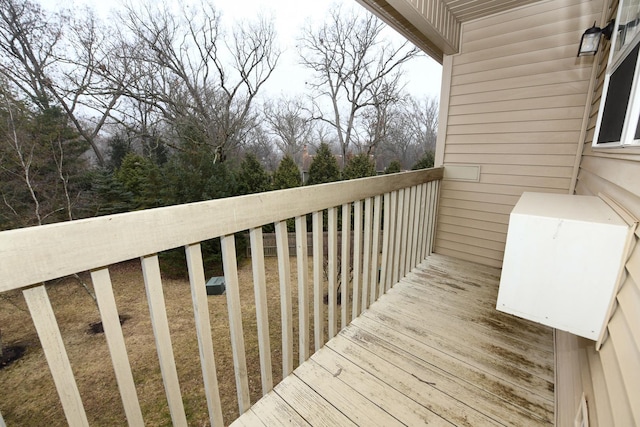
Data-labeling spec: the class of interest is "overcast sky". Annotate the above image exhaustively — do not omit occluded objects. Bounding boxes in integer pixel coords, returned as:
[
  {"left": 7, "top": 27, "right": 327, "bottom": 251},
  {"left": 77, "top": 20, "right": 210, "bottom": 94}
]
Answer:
[{"left": 43, "top": 0, "right": 442, "bottom": 99}]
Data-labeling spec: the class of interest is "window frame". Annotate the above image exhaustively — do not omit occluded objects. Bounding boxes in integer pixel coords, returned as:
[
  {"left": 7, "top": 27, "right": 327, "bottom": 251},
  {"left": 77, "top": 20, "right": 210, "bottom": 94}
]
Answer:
[{"left": 593, "top": 0, "right": 640, "bottom": 148}]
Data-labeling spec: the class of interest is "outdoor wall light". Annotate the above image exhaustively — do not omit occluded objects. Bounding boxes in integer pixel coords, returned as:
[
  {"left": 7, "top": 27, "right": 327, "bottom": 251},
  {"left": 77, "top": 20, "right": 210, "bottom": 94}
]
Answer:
[{"left": 577, "top": 20, "right": 615, "bottom": 57}]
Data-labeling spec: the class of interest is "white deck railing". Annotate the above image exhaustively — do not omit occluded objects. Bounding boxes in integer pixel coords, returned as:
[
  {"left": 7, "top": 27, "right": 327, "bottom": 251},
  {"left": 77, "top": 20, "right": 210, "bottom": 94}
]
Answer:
[{"left": 0, "top": 167, "right": 443, "bottom": 426}]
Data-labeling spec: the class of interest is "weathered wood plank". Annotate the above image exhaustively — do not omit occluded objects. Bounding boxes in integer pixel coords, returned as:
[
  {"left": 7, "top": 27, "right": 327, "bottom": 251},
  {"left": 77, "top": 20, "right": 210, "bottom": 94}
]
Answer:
[
  {"left": 250, "top": 392, "right": 310, "bottom": 426},
  {"left": 273, "top": 375, "right": 358, "bottom": 426},
  {"left": 326, "top": 334, "right": 503, "bottom": 426},
  {"left": 293, "top": 359, "right": 403, "bottom": 426},
  {"left": 311, "top": 347, "right": 453, "bottom": 426}
]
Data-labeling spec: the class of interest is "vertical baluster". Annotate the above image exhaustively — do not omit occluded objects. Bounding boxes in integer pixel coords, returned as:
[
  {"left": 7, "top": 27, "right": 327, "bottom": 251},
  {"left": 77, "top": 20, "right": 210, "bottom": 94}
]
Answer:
[
  {"left": 184, "top": 244, "right": 224, "bottom": 426},
  {"left": 312, "top": 211, "right": 324, "bottom": 351},
  {"left": 248, "top": 229, "right": 273, "bottom": 395},
  {"left": 295, "top": 216, "right": 310, "bottom": 364},
  {"left": 91, "top": 268, "right": 145, "bottom": 426},
  {"left": 327, "top": 207, "right": 338, "bottom": 339},
  {"left": 405, "top": 186, "right": 416, "bottom": 274},
  {"left": 0, "top": 409, "right": 5, "bottom": 427},
  {"left": 418, "top": 183, "right": 429, "bottom": 262},
  {"left": 411, "top": 185, "right": 423, "bottom": 268},
  {"left": 396, "top": 189, "right": 406, "bottom": 280},
  {"left": 361, "top": 198, "right": 373, "bottom": 311},
  {"left": 400, "top": 188, "right": 411, "bottom": 278},
  {"left": 430, "top": 180, "right": 441, "bottom": 255},
  {"left": 340, "top": 203, "right": 351, "bottom": 331},
  {"left": 370, "top": 195, "right": 382, "bottom": 305},
  {"left": 140, "top": 255, "right": 188, "bottom": 427},
  {"left": 220, "top": 236, "right": 251, "bottom": 413},
  {"left": 380, "top": 192, "right": 392, "bottom": 296},
  {"left": 352, "top": 200, "right": 363, "bottom": 320},
  {"left": 275, "top": 221, "right": 294, "bottom": 376},
  {"left": 23, "top": 285, "right": 89, "bottom": 427},
  {"left": 390, "top": 190, "right": 401, "bottom": 288}
]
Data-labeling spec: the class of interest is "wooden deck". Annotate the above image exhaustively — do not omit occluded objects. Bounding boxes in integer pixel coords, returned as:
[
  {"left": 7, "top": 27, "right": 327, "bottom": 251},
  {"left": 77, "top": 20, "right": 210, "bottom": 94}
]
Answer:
[{"left": 231, "top": 254, "right": 555, "bottom": 426}]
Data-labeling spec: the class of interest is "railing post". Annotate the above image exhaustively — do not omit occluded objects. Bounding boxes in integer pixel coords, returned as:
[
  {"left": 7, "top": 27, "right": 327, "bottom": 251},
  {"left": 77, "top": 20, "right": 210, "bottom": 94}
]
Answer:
[
  {"left": 295, "top": 216, "right": 310, "bottom": 364},
  {"left": 275, "top": 221, "right": 294, "bottom": 376}
]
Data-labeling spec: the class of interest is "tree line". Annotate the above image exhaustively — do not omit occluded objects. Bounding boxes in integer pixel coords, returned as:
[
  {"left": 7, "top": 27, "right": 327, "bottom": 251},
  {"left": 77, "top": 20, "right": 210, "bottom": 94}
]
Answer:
[{"left": 0, "top": 0, "right": 437, "bottom": 232}]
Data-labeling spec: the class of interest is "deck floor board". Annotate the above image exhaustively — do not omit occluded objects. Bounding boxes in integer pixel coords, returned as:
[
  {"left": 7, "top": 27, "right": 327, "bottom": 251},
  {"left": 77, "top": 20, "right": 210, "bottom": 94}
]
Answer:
[{"left": 231, "top": 254, "right": 555, "bottom": 426}]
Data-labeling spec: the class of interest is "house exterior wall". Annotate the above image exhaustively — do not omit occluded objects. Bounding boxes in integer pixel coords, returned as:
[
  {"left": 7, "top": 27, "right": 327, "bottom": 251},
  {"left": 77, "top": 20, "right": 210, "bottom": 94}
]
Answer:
[
  {"left": 434, "top": 0, "right": 603, "bottom": 267},
  {"left": 558, "top": 0, "right": 640, "bottom": 425}
]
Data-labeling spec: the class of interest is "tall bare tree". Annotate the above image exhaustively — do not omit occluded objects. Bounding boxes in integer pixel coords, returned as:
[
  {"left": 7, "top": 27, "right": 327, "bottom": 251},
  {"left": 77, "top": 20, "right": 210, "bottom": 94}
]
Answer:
[
  {"left": 118, "top": 0, "right": 280, "bottom": 163},
  {"left": 299, "top": 4, "right": 420, "bottom": 167},
  {"left": 0, "top": 0, "right": 128, "bottom": 166},
  {"left": 264, "top": 96, "right": 313, "bottom": 167}
]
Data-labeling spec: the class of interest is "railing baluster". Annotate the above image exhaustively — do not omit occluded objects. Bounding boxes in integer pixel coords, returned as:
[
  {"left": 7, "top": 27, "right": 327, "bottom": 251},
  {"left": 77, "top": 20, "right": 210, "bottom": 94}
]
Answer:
[
  {"left": 220, "top": 235, "right": 251, "bottom": 413},
  {"left": 390, "top": 190, "right": 401, "bottom": 288},
  {"left": 370, "top": 195, "right": 382, "bottom": 305},
  {"left": 248, "top": 228, "right": 273, "bottom": 395},
  {"left": 0, "top": 409, "right": 5, "bottom": 427},
  {"left": 23, "top": 285, "right": 89, "bottom": 427},
  {"left": 91, "top": 268, "right": 145, "bottom": 426},
  {"left": 411, "top": 185, "right": 422, "bottom": 268},
  {"left": 361, "top": 198, "right": 373, "bottom": 311},
  {"left": 295, "top": 216, "right": 310, "bottom": 364},
  {"left": 312, "top": 211, "right": 324, "bottom": 351},
  {"left": 275, "top": 221, "right": 294, "bottom": 376},
  {"left": 327, "top": 207, "right": 338, "bottom": 339},
  {"left": 380, "top": 192, "right": 392, "bottom": 295},
  {"left": 395, "top": 189, "right": 406, "bottom": 280},
  {"left": 340, "top": 203, "right": 351, "bottom": 331},
  {"left": 352, "top": 201, "right": 363, "bottom": 320},
  {"left": 400, "top": 188, "right": 411, "bottom": 278},
  {"left": 140, "top": 255, "right": 188, "bottom": 427},
  {"left": 428, "top": 180, "right": 440, "bottom": 255},
  {"left": 418, "top": 183, "right": 428, "bottom": 262},
  {"left": 184, "top": 244, "right": 225, "bottom": 426},
  {"left": 406, "top": 186, "right": 417, "bottom": 274}
]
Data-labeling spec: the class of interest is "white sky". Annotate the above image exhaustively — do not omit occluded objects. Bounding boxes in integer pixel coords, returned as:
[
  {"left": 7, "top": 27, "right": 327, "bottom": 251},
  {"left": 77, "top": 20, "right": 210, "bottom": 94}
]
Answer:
[{"left": 43, "top": 0, "right": 442, "bottom": 99}]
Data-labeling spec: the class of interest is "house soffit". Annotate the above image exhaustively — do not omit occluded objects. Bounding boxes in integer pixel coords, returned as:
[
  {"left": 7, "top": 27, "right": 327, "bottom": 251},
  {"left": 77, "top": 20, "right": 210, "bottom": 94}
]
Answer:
[{"left": 358, "top": 0, "right": 545, "bottom": 63}]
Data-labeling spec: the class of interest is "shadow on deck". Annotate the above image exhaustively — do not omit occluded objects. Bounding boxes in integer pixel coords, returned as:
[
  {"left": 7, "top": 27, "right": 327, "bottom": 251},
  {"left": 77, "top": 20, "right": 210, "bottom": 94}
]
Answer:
[{"left": 232, "top": 254, "right": 555, "bottom": 426}]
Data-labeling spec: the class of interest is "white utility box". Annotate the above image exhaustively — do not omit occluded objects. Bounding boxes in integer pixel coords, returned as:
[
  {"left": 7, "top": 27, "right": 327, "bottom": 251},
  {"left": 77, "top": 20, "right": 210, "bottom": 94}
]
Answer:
[{"left": 497, "top": 192, "right": 630, "bottom": 340}]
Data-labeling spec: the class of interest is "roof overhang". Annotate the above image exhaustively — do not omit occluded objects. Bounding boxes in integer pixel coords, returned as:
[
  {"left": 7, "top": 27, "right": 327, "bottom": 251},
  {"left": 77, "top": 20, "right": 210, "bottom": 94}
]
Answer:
[{"left": 358, "top": 0, "right": 545, "bottom": 63}]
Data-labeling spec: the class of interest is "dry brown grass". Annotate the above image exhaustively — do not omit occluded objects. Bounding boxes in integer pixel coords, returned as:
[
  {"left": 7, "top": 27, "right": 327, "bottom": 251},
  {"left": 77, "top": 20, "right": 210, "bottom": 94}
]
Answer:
[{"left": 0, "top": 255, "right": 327, "bottom": 426}]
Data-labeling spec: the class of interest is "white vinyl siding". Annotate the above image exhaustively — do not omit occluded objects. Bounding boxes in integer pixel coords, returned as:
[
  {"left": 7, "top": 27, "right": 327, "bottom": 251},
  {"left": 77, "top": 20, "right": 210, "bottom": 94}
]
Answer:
[{"left": 435, "top": 0, "right": 600, "bottom": 267}]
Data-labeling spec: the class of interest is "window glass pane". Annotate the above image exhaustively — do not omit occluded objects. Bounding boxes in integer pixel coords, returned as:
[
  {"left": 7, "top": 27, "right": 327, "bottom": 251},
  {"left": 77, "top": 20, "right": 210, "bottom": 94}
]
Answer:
[
  {"left": 615, "top": 0, "right": 640, "bottom": 53},
  {"left": 598, "top": 43, "right": 640, "bottom": 143}
]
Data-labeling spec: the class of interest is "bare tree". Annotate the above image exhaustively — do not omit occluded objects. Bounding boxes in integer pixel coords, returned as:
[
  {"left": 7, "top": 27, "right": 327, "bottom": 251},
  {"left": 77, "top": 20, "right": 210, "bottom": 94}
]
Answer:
[
  {"left": 299, "top": 5, "right": 420, "bottom": 167},
  {"left": 0, "top": 0, "right": 129, "bottom": 166},
  {"left": 264, "top": 96, "right": 313, "bottom": 167},
  {"left": 118, "top": 0, "right": 280, "bottom": 163},
  {"left": 379, "top": 95, "right": 438, "bottom": 169}
]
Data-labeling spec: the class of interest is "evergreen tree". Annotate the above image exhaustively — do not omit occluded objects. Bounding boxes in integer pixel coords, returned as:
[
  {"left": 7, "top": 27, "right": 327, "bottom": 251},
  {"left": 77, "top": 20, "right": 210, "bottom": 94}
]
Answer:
[
  {"left": 273, "top": 155, "right": 302, "bottom": 189},
  {"left": 412, "top": 151, "right": 435, "bottom": 170},
  {"left": 385, "top": 160, "right": 402, "bottom": 174},
  {"left": 236, "top": 153, "right": 271, "bottom": 195},
  {"left": 115, "top": 153, "right": 163, "bottom": 209},
  {"left": 307, "top": 143, "right": 340, "bottom": 185},
  {"left": 342, "top": 153, "right": 376, "bottom": 180}
]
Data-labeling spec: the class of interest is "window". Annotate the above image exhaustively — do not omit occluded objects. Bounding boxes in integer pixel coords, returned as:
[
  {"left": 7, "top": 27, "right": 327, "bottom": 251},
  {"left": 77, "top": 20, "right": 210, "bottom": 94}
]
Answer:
[{"left": 594, "top": 0, "right": 640, "bottom": 147}]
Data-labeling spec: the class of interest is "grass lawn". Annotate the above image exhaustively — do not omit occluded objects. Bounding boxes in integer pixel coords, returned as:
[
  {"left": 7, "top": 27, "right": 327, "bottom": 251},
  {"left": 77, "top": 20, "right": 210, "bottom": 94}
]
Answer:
[{"left": 0, "top": 255, "right": 323, "bottom": 426}]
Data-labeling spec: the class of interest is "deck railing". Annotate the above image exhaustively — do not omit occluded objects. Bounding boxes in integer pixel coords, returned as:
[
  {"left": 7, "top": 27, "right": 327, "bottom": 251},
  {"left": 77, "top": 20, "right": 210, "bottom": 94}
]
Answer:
[{"left": 0, "top": 167, "right": 442, "bottom": 426}]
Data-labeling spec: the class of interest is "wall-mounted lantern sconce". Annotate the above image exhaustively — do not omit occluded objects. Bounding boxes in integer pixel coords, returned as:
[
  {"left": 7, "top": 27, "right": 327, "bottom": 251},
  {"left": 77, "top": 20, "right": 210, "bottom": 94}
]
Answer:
[{"left": 577, "top": 20, "right": 615, "bottom": 57}]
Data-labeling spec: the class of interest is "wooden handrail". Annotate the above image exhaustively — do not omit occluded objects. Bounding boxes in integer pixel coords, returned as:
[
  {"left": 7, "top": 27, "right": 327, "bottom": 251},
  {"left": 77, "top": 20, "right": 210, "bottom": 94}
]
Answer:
[{"left": 0, "top": 168, "right": 442, "bottom": 292}]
